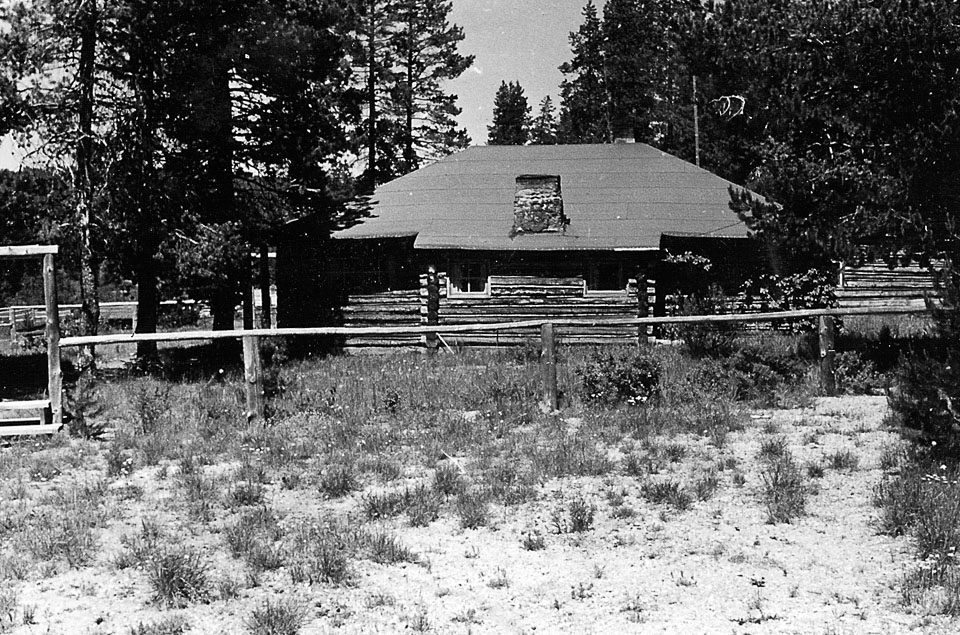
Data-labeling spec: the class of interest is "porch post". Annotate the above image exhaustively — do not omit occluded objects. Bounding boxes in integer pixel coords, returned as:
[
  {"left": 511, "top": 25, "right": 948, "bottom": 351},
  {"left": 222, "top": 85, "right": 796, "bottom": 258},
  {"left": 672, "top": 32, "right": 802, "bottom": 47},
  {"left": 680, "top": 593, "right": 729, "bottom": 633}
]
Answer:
[
  {"left": 259, "top": 245, "right": 272, "bottom": 329},
  {"left": 423, "top": 265, "right": 440, "bottom": 354}
]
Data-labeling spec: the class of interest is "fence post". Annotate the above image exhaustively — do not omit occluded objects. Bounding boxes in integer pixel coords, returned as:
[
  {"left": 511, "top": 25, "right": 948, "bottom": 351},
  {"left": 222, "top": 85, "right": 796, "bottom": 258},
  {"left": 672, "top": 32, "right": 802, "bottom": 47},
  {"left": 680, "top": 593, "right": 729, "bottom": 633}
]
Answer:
[
  {"left": 43, "top": 254, "right": 62, "bottom": 427},
  {"left": 242, "top": 335, "right": 264, "bottom": 421},
  {"left": 819, "top": 315, "right": 836, "bottom": 396},
  {"left": 629, "top": 278, "right": 642, "bottom": 345},
  {"left": 8, "top": 306, "right": 15, "bottom": 342},
  {"left": 541, "top": 322, "right": 558, "bottom": 411}
]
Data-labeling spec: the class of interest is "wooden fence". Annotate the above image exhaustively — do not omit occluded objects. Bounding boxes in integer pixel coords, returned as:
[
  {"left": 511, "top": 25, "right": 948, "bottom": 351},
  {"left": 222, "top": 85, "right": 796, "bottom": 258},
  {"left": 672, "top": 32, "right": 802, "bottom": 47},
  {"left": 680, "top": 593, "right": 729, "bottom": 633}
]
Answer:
[
  {"left": 0, "top": 245, "right": 61, "bottom": 436},
  {"left": 53, "top": 305, "right": 926, "bottom": 426},
  {"left": 1, "top": 299, "right": 207, "bottom": 341},
  {"left": 2, "top": 244, "right": 932, "bottom": 437}
]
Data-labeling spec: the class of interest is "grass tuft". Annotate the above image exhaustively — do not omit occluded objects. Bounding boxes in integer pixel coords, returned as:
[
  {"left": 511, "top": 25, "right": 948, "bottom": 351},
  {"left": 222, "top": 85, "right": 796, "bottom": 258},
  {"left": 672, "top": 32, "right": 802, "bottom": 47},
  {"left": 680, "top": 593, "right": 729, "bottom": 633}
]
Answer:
[
  {"left": 760, "top": 451, "right": 808, "bottom": 524},
  {"left": 826, "top": 449, "right": 860, "bottom": 471},
  {"left": 246, "top": 598, "right": 305, "bottom": 635},
  {"left": 318, "top": 463, "right": 359, "bottom": 499},
  {"left": 693, "top": 471, "right": 720, "bottom": 501},
  {"left": 641, "top": 480, "right": 692, "bottom": 511},
  {"left": 129, "top": 616, "right": 189, "bottom": 635},
  {"left": 432, "top": 462, "right": 463, "bottom": 496},
  {"left": 568, "top": 495, "right": 596, "bottom": 532},
  {"left": 521, "top": 530, "right": 546, "bottom": 551},
  {"left": 757, "top": 436, "right": 789, "bottom": 462},
  {"left": 456, "top": 489, "right": 489, "bottom": 529},
  {"left": 147, "top": 547, "right": 209, "bottom": 607}
]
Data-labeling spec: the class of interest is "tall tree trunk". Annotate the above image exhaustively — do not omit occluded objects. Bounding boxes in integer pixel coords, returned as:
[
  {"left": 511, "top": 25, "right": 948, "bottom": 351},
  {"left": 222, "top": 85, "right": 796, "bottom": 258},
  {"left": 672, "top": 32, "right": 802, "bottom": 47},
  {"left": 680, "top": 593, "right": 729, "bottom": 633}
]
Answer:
[
  {"left": 131, "top": 31, "right": 162, "bottom": 370},
  {"left": 212, "top": 289, "right": 236, "bottom": 331},
  {"left": 210, "top": 53, "right": 236, "bottom": 337},
  {"left": 366, "top": 0, "right": 377, "bottom": 192},
  {"left": 134, "top": 247, "right": 160, "bottom": 368},
  {"left": 76, "top": 0, "right": 99, "bottom": 369},
  {"left": 403, "top": 25, "right": 415, "bottom": 173}
]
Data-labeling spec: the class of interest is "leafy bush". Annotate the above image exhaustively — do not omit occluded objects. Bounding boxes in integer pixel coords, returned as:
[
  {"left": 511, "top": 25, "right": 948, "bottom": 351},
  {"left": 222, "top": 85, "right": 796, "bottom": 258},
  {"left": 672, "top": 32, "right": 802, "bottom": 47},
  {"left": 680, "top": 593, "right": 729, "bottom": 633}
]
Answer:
[
  {"left": 886, "top": 256, "right": 960, "bottom": 447},
  {"left": 889, "top": 352, "right": 960, "bottom": 447},
  {"left": 834, "top": 350, "right": 886, "bottom": 395},
  {"left": 736, "top": 269, "right": 837, "bottom": 334},
  {"left": 875, "top": 452, "right": 960, "bottom": 614},
  {"left": 578, "top": 350, "right": 661, "bottom": 406},
  {"left": 158, "top": 301, "right": 202, "bottom": 330},
  {"left": 696, "top": 337, "right": 811, "bottom": 405}
]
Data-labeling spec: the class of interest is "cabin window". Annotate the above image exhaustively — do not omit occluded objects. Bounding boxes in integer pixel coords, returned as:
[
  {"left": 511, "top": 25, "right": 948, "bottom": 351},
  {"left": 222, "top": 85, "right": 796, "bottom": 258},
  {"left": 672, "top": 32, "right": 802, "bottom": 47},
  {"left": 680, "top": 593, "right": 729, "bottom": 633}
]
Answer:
[
  {"left": 587, "top": 261, "right": 626, "bottom": 292},
  {"left": 450, "top": 261, "right": 488, "bottom": 294}
]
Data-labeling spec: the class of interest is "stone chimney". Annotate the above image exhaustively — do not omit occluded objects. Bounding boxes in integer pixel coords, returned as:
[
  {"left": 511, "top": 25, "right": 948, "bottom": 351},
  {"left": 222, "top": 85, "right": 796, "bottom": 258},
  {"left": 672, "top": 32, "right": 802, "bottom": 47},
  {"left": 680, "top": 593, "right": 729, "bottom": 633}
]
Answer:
[{"left": 512, "top": 174, "right": 567, "bottom": 234}]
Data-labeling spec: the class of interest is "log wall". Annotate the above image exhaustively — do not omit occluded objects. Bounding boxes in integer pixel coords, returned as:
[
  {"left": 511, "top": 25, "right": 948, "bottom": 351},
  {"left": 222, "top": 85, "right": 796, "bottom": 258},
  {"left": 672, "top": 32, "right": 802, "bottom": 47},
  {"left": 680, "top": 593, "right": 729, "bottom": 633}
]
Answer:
[
  {"left": 338, "top": 274, "right": 657, "bottom": 350},
  {"left": 837, "top": 260, "right": 940, "bottom": 310},
  {"left": 434, "top": 274, "right": 646, "bottom": 347},
  {"left": 340, "top": 289, "right": 422, "bottom": 349}
]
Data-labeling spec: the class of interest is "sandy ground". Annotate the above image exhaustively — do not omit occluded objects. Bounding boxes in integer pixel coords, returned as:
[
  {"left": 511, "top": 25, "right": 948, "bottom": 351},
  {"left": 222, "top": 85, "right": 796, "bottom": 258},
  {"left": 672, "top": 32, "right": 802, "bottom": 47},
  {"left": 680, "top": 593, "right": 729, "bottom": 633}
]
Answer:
[{"left": 4, "top": 396, "right": 958, "bottom": 635}]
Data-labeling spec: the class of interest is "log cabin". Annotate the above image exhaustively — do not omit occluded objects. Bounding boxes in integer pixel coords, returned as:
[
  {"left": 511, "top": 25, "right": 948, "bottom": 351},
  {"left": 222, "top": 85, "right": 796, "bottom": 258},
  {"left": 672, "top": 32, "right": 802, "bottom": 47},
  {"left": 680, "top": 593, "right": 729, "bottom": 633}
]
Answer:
[{"left": 277, "top": 142, "right": 770, "bottom": 350}]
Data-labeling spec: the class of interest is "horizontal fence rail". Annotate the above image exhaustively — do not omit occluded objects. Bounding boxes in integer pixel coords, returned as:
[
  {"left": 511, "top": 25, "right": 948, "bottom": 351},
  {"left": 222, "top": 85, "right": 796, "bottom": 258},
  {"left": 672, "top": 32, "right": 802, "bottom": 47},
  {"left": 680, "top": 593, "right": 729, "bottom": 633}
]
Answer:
[
  {"left": 51, "top": 304, "right": 929, "bottom": 423},
  {"left": 58, "top": 305, "right": 926, "bottom": 348}
]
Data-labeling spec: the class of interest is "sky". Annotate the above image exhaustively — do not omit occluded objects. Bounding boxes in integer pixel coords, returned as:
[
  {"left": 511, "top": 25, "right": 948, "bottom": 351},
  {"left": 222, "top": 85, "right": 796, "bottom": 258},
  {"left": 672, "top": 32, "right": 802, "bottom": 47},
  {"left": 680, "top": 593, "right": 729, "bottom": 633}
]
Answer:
[
  {"left": 0, "top": 1, "right": 594, "bottom": 169},
  {"left": 446, "top": 0, "right": 598, "bottom": 145}
]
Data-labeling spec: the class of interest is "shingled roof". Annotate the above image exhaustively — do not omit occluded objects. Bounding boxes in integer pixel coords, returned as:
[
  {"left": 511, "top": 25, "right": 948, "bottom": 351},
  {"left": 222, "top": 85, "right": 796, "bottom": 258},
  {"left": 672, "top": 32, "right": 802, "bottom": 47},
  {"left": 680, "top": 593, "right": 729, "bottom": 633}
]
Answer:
[{"left": 335, "top": 143, "right": 753, "bottom": 251}]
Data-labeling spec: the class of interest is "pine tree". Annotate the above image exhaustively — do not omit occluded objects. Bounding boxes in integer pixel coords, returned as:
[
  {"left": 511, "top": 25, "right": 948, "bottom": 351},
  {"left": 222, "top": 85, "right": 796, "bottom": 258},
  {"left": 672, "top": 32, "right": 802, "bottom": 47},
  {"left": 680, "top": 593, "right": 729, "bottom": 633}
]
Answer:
[
  {"left": 0, "top": 0, "right": 119, "bottom": 366},
  {"left": 530, "top": 95, "right": 558, "bottom": 145},
  {"left": 348, "top": 0, "right": 401, "bottom": 192},
  {"left": 390, "top": 0, "right": 473, "bottom": 174},
  {"left": 158, "top": 0, "right": 356, "bottom": 332},
  {"left": 2, "top": 0, "right": 360, "bottom": 357},
  {"left": 601, "top": 0, "right": 659, "bottom": 141},
  {"left": 558, "top": 0, "right": 608, "bottom": 143},
  {"left": 487, "top": 81, "right": 530, "bottom": 145},
  {"left": 600, "top": 0, "right": 702, "bottom": 146},
  {"left": 715, "top": 0, "right": 960, "bottom": 267}
]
